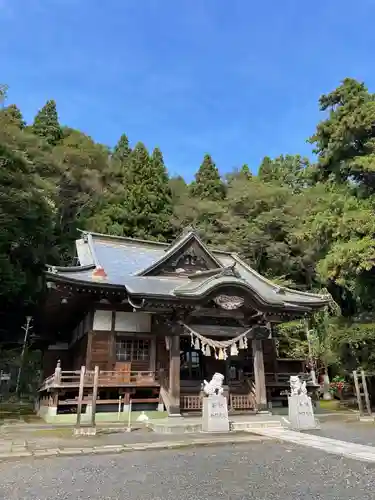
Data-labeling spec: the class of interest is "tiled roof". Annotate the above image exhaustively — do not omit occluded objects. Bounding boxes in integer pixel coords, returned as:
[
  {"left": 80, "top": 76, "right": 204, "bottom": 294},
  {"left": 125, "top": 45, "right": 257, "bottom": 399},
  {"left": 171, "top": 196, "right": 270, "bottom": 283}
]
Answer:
[{"left": 46, "top": 230, "right": 331, "bottom": 312}]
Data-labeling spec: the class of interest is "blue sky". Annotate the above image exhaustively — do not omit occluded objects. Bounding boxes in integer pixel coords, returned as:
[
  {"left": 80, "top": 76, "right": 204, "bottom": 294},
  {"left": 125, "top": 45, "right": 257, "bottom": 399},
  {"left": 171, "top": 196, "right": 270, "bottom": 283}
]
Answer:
[{"left": 1, "top": 0, "right": 375, "bottom": 181}]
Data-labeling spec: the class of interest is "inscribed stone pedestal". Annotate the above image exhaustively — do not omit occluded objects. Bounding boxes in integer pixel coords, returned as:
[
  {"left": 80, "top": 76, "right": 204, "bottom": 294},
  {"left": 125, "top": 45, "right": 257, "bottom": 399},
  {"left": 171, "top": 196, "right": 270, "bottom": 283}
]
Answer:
[
  {"left": 288, "top": 394, "right": 317, "bottom": 431},
  {"left": 202, "top": 394, "right": 230, "bottom": 433}
]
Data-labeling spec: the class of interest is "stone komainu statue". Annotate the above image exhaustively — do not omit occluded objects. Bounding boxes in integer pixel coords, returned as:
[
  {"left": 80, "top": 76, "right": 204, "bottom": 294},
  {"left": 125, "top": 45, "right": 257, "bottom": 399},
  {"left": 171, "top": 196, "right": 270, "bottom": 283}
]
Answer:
[
  {"left": 290, "top": 375, "right": 307, "bottom": 396},
  {"left": 203, "top": 373, "right": 224, "bottom": 396}
]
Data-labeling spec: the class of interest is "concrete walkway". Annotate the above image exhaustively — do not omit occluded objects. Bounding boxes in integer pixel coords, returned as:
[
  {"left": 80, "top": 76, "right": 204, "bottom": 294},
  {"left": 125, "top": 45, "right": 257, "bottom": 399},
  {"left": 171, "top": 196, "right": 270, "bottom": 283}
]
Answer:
[
  {"left": 253, "top": 427, "right": 375, "bottom": 463},
  {"left": 0, "top": 432, "right": 268, "bottom": 461},
  {"left": 0, "top": 411, "right": 364, "bottom": 463}
]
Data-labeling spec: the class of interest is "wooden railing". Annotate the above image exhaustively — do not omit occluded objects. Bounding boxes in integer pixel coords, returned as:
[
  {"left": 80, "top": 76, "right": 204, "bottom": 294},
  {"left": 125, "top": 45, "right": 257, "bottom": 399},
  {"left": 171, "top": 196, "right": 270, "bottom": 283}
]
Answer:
[
  {"left": 180, "top": 395, "right": 202, "bottom": 411},
  {"left": 265, "top": 372, "right": 316, "bottom": 385},
  {"left": 230, "top": 394, "right": 256, "bottom": 411},
  {"left": 39, "top": 369, "right": 158, "bottom": 391}
]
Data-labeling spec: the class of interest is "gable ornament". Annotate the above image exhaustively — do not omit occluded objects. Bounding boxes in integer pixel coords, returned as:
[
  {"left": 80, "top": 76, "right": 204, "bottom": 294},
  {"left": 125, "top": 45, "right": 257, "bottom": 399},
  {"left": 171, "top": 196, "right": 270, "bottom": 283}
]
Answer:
[{"left": 214, "top": 294, "right": 244, "bottom": 310}]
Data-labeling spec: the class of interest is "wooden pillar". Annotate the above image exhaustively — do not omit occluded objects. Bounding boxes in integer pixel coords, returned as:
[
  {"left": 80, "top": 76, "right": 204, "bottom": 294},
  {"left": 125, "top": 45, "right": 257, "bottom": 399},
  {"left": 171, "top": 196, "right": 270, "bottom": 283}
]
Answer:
[
  {"left": 150, "top": 337, "right": 156, "bottom": 374},
  {"left": 109, "top": 311, "right": 116, "bottom": 370},
  {"left": 252, "top": 339, "right": 267, "bottom": 411},
  {"left": 86, "top": 332, "right": 93, "bottom": 370},
  {"left": 169, "top": 334, "right": 181, "bottom": 415}
]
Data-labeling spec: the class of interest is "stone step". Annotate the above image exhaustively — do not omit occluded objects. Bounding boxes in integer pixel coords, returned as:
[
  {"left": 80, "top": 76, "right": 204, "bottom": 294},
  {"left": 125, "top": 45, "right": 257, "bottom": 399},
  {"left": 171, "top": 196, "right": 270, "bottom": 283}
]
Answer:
[
  {"left": 231, "top": 420, "right": 283, "bottom": 431},
  {"left": 149, "top": 422, "right": 202, "bottom": 434},
  {"left": 149, "top": 418, "right": 283, "bottom": 434}
]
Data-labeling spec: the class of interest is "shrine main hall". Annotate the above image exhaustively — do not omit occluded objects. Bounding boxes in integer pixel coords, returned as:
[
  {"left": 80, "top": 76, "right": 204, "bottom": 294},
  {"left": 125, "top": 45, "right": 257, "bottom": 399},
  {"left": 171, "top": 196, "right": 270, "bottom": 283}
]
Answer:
[{"left": 37, "top": 227, "right": 330, "bottom": 422}]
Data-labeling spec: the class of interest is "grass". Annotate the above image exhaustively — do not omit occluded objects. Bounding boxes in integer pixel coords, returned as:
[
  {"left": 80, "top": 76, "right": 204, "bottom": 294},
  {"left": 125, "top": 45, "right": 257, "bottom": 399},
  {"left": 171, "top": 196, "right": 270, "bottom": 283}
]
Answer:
[{"left": 319, "top": 399, "right": 352, "bottom": 412}]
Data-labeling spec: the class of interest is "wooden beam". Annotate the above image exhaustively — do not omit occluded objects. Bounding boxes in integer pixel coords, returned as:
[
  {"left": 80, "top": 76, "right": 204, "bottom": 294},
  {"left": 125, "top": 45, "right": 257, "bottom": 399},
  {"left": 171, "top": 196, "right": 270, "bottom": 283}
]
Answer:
[
  {"left": 189, "top": 308, "right": 245, "bottom": 319},
  {"left": 183, "top": 324, "right": 249, "bottom": 337},
  {"left": 252, "top": 339, "right": 267, "bottom": 411},
  {"left": 150, "top": 336, "right": 156, "bottom": 373},
  {"left": 168, "top": 334, "right": 181, "bottom": 415},
  {"left": 85, "top": 332, "right": 93, "bottom": 370}
]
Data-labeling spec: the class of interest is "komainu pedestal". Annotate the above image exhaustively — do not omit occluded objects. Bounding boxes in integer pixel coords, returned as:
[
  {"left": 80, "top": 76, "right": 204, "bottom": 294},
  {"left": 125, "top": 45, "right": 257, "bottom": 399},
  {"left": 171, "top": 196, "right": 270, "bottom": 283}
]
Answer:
[
  {"left": 201, "top": 373, "right": 230, "bottom": 433},
  {"left": 202, "top": 394, "right": 230, "bottom": 433},
  {"left": 288, "top": 375, "right": 318, "bottom": 431}
]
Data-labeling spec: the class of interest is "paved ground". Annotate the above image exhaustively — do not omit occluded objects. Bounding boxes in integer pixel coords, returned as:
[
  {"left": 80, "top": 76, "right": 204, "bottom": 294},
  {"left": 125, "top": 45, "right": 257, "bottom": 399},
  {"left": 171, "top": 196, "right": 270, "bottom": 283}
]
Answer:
[
  {"left": 255, "top": 426, "right": 375, "bottom": 463},
  {"left": 0, "top": 427, "right": 194, "bottom": 452},
  {"left": 307, "top": 419, "right": 375, "bottom": 446},
  {"left": 0, "top": 442, "right": 374, "bottom": 499},
  {"left": 0, "top": 427, "right": 267, "bottom": 460}
]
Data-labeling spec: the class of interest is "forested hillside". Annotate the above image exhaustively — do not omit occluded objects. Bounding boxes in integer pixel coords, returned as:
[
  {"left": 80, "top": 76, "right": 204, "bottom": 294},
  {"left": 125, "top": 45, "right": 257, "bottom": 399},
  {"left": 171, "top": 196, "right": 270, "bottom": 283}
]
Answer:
[{"left": 1, "top": 78, "right": 375, "bottom": 373}]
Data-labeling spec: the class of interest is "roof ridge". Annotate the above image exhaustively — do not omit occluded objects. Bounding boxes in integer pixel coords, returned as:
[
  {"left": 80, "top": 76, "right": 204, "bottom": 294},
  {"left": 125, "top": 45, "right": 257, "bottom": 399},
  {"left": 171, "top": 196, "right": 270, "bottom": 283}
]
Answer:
[
  {"left": 79, "top": 230, "right": 169, "bottom": 247},
  {"left": 78, "top": 229, "right": 234, "bottom": 254},
  {"left": 46, "top": 263, "right": 96, "bottom": 273},
  {"left": 232, "top": 254, "right": 330, "bottom": 300}
]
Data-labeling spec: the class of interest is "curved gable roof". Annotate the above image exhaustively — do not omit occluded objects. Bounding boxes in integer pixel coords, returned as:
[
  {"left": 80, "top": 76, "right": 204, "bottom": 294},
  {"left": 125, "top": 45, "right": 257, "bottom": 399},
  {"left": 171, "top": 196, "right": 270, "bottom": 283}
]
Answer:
[{"left": 45, "top": 230, "right": 332, "bottom": 313}]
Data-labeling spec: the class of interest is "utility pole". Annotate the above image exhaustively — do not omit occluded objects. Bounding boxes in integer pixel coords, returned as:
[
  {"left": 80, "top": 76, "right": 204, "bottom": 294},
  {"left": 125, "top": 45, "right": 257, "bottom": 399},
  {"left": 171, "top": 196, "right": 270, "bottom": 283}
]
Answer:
[{"left": 16, "top": 316, "right": 32, "bottom": 397}]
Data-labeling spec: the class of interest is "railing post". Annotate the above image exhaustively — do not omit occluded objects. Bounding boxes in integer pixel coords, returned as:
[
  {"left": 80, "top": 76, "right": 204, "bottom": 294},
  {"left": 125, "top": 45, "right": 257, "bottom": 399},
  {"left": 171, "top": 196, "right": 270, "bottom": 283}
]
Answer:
[
  {"left": 353, "top": 370, "right": 364, "bottom": 416},
  {"left": 54, "top": 360, "right": 61, "bottom": 385},
  {"left": 361, "top": 370, "right": 372, "bottom": 416},
  {"left": 76, "top": 366, "right": 86, "bottom": 428},
  {"left": 91, "top": 366, "right": 99, "bottom": 427}
]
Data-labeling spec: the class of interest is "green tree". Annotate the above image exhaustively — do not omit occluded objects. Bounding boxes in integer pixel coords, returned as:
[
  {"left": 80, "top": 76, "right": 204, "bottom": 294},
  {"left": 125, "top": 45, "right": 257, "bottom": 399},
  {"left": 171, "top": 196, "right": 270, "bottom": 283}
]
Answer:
[
  {"left": 32, "top": 99, "right": 62, "bottom": 146},
  {"left": 169, "top": 175, "right": 188, "bottom": 202},
  {"left": 240, "top": 164, "right": 252, "bottom": 179},
  {"left": 190, "top": 154, "right": 226, "bottom": 200},
  {"left": 0, "top": 104, "right": 25, "bottom": 129},
  {"left": 258, "top": 154, "right": 309, "bottom": 192},
  {"left": 107, "top": 134, "right": 132, "bottom": 189},
  {"left": 88, "top": 143, "right": 173, "bottom": 241},
  {"left": 0, "top": 142, "right": 56, "bottom": 304},
  {"left": 225, "top": 164, "right": 253, "bottom": 185},
  {"left": 309, "top": 78, "right": 375, "bottom": 193},
  {"left": 52, "top": 128, "right": 109, "bottom": 260},
  {"left": 0, "top": 83, "right": 9, "bottom": 107},
  {"left": 112, "top": 133, "right": 131, "bottom": 164}
]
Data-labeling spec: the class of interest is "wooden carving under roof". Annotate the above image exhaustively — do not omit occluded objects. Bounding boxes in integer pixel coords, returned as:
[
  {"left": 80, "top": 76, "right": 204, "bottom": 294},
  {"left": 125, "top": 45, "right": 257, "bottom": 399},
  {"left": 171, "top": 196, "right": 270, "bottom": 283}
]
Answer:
[{"left": 147, "top": 238, "right": 221, "bottom": 276}]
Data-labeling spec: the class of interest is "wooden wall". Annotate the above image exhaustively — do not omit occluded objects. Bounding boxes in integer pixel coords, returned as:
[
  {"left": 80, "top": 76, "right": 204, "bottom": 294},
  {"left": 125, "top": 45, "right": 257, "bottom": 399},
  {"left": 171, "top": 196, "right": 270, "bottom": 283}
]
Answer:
[
  {"left": 71, "top": 335, "right": 88, "bottom": 370},
  {"left": 156, "top": 336, "right": 169, "bottom": 371},
  {"left": 87, "top": 331, "right": 115, "bottom": 371},
  {"left": 263, "top": 339, "right": 277, "bottom": 373}
]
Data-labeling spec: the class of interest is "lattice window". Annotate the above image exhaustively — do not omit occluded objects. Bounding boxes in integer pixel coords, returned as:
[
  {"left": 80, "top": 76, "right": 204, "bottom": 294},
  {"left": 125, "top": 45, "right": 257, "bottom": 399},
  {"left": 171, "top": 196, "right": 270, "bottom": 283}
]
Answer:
[{"left": 116, "top": 339, "right": 150, "bottom": 362}]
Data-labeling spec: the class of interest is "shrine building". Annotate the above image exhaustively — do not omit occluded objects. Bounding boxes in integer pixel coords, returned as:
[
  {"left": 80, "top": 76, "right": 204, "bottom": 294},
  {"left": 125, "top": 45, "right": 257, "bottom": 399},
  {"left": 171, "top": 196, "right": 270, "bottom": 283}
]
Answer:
[{"left": 37, "top": 228, "right": 331, "bottom": 422}]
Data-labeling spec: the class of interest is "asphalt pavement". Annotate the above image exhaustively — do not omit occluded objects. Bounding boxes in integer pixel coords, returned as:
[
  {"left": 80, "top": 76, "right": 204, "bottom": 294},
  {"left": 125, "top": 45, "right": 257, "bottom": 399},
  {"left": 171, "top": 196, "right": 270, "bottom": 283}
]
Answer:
[{"left": 0, "top": 441, "right": 374, "bottom": 500}]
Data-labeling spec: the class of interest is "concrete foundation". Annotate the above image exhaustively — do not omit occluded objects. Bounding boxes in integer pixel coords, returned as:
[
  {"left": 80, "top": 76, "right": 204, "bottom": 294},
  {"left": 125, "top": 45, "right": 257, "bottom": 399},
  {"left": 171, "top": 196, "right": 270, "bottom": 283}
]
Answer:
[
  {"left": 38, "top": 405, "right": 57, "bottom": 423},
  {"left": 73, "top": 426, "right": 97, "bottom": 436},
  {"left": 149, "top": 414, "right": 284, "bottom": 434},
  {"left": 37, "top": 408, "right": 167, "bottom": 424}
]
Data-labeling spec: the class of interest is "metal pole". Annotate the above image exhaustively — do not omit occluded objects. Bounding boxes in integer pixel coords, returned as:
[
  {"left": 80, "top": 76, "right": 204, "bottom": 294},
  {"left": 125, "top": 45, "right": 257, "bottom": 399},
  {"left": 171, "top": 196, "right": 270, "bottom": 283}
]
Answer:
[{"left": 15, "top": 316, "right": 32, "bottom": 396}]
